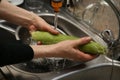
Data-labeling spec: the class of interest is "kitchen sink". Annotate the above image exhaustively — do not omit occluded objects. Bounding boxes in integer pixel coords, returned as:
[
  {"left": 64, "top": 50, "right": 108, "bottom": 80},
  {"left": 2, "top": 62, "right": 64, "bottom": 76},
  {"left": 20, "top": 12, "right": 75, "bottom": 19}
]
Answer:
[
  {"left": 0, "top": 13, "right": 119, "bottom": 80},
  {"left": 53, "top": 63, "right": 120, "bottom": 80},
  {"left": 0, "top": 13, "right": 93, "bottom": 80}
]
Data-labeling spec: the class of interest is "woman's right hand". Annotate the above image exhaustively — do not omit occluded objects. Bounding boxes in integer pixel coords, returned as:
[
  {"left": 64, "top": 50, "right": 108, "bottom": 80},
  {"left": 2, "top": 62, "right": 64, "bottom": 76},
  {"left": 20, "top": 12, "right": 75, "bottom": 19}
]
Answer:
[{"left": 31, "top": 37, "right": 96, "bottom": 62}]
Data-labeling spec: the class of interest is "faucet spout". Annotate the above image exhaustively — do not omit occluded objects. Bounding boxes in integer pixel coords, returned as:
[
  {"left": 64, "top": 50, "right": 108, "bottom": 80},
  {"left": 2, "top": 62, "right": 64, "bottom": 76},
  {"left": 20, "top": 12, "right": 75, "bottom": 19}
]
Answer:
[{"left": 51, "top": 0, "right": 63, "bottom": 12}]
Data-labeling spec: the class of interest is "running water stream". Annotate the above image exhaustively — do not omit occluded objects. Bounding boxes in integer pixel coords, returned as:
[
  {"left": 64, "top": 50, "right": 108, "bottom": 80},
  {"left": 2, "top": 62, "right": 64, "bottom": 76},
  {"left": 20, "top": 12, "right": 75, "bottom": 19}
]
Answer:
[{"left": 54, "top": 12, "right": 58, "bottom": 29}]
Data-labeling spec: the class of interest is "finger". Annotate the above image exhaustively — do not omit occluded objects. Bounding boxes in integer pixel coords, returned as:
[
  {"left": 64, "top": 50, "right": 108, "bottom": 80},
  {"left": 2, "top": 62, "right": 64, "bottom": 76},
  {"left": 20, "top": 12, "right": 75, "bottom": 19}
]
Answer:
[
  {"left": 78, "top": 51, "right": 97, "bottom": 61},
  {"left": 32, "top": 16, "right": 59, "bottom": 34},
  {"left": 72, "top": 37, "right": 92, "bottom": 46},
  {"left": 37, "top": 41, "right": 42, "bottom": 45},
  {"left": 29, "top": 25, "right": 37, "bottom": 32},
  {"left": 40, "top": 24, "right": 59, "bottom": 35}
]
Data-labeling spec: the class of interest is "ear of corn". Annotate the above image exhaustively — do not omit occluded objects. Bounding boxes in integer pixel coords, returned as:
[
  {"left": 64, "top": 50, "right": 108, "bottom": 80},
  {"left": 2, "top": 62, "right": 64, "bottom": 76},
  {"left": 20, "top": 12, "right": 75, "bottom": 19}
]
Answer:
[{"left": 31, "top": 31, "right": 107, "bottom": 54}]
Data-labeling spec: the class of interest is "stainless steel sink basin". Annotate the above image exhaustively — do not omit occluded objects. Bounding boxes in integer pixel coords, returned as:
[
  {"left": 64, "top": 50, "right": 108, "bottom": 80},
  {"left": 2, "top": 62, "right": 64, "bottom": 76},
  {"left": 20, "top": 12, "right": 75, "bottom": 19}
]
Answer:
[
  {"left": 1, "top": 13, "right": 119, "bottom": 80},
  {"left": 53, "top": 63, "right": 120, "bottom": 80}
]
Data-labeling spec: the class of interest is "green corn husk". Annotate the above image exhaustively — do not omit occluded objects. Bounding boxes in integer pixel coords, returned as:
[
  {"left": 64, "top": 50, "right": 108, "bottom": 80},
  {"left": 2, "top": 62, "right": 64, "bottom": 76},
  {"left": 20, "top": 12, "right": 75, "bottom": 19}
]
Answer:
[{"left": 31, "top": 31, "right": 107, "bottom": 54}]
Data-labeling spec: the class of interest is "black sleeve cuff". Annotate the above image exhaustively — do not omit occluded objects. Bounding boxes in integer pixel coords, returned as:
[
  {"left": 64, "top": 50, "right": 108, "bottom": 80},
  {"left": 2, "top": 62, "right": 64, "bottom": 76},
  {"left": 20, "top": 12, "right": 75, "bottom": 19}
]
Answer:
[{"left": 0, "top": 40, "right": 34, "bottom": 67}]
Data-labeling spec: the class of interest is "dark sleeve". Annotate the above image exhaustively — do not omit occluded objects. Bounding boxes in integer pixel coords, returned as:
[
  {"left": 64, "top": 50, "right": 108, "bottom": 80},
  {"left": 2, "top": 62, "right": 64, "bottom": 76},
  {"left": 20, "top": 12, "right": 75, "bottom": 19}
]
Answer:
[{"left": 0, "top": 40, "right": 34, "bottom": 67}]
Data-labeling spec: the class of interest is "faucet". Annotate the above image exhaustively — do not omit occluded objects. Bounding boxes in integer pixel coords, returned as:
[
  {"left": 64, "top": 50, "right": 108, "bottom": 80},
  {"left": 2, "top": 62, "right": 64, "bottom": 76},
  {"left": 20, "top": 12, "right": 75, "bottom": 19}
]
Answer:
[
  {"left": 51, "top": 0, "right": 63, "bottom": 12},
  {"left": 51, "top": 0, "right": 63, "bottom": 29}
]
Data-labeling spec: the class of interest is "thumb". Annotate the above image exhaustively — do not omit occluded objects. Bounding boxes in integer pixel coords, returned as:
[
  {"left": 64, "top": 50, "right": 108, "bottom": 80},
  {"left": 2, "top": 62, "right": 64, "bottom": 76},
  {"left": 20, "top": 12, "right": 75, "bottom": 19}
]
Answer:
[{"left": 73, "top": 37, "right": 92, "bottom": 46}]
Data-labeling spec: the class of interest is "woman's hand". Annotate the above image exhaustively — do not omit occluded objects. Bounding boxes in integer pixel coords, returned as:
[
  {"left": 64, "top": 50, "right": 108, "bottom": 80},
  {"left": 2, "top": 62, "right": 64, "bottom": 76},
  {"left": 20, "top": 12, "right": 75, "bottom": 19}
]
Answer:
[
  {"left": 0, "top": 0, "right": 59, "bottom": 35},
  {"left": 31, "top": 37, "right": 96, "bottom": 62}
]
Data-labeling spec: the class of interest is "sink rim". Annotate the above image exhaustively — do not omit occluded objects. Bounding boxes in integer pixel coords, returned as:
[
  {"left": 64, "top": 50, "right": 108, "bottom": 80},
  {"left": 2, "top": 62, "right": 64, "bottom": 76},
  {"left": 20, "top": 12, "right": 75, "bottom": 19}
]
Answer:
[{"left": 52, "top": 62, "right": 120, "bottom": 80}]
